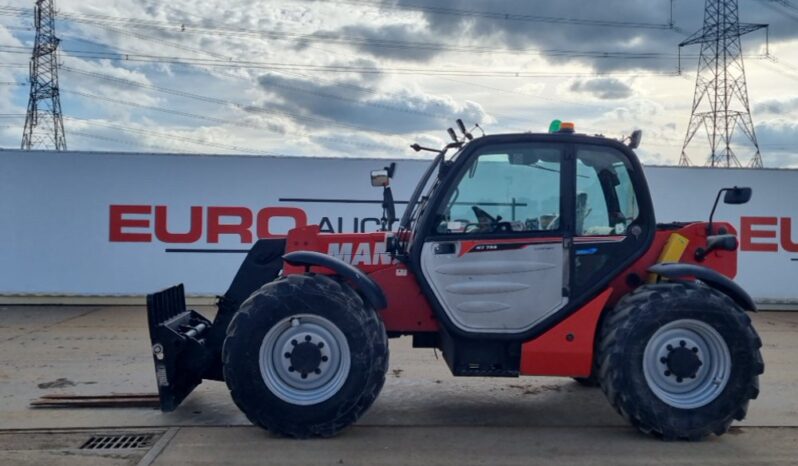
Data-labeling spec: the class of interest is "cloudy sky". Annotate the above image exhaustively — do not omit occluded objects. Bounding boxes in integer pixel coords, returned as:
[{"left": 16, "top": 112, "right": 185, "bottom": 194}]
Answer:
[{"left": 0, "top": 0, "right": 796, "bottom": 166}]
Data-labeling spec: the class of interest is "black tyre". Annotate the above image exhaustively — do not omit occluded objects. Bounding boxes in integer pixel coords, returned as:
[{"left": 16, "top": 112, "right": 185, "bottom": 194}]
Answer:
[
  {"left": 574, "top": 320, "right": 604, "bottom": 388},
  {"left": 572, "top": 375, "right": 599, "bottom": 387},
  {"left": 222, "top": 273, "right": 388, "bottom": 438},
  {"left": 597, "top": 282, "right": 763, "bottom": 440}
]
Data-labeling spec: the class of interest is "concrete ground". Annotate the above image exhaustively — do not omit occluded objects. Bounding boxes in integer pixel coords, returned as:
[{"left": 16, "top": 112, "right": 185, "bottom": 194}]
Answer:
[{"left": 0, "top": 305, "right": 797, "bottom": 465}]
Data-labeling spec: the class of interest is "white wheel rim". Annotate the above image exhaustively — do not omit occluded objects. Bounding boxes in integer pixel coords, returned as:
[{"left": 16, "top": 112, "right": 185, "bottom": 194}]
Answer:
[
  {"left": 642, "top": 319, "right": 731, "bottom": 409},
  {"left": 259, "top": 314, "right": 351, "bottom": 406}
]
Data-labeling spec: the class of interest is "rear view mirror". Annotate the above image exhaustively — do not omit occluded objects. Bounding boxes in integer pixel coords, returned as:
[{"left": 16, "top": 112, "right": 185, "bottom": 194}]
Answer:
[
  {"left": 509, "top": 153, "right": 540, "bottom": 166},
  {"left": 371, "top": 169, "right": 390, "bottom": 187},
  {"left": 723, "top": 186, "right": 752, "bottom": 205}
]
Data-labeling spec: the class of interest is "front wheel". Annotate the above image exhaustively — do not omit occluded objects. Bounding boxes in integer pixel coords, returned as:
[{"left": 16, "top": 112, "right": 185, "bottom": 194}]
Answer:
[
  {"left": 597, "top": 282, "right": 764, "bottom": 440},
  {"left": 222, "top": 274, "right": 388, "bottom": 438}
]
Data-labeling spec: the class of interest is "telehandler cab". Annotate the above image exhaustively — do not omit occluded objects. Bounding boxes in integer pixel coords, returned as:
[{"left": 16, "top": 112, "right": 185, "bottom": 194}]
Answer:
[{"left": 147, "top": 121, "right": 762, "bottom": 440}]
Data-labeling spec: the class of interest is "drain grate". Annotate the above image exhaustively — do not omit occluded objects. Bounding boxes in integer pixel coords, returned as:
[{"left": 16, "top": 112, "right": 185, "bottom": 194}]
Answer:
[{"left": 80, "top": 433, "right": 157, "bottom": 450}]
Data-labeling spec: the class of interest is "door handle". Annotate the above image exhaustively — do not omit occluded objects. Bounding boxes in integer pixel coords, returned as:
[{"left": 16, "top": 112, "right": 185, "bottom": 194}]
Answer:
[{"left": 434, "top": 242, "right": 456, "bottom": 255}]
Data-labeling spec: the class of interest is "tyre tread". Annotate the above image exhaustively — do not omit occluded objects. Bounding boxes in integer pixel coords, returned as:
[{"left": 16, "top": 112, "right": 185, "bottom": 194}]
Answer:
[
  {"left": 597, "top": 281, "right": 763, "bottom": 440},
  {"left": 223, "top": 273, "right": 388, "bottom": 438}
]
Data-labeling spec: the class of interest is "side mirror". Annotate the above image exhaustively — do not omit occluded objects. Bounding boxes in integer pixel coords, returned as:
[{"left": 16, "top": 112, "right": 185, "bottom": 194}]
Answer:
[
  {"left": 371, "top": 169, "right": 390, "bottom": 187},
  {"left": 708, "top": 186, "right": 753, "bottom": 234},
  {"left": 723, "top": 186, "right": 752, "bottom": 205},
  {"left": 628, "top": 129, "right": 642, "bottom": 149},
  {"left": 372, "top": 163, "right": 397, "bottom": 231}
]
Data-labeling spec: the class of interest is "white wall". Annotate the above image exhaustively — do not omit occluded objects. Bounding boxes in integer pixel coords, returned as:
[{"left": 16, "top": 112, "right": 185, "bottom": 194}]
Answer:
[{"left": 1, "top": 150, "right": 796, "bottom": 305}]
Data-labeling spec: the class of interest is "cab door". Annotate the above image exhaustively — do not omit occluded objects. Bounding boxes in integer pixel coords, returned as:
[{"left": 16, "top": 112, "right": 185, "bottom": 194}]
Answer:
[
  {"left": 418, "top": 141, "right": 571, "bottom": 335},
  {"left": 571, "top": 143, "right": 651, "bottom": 296}
]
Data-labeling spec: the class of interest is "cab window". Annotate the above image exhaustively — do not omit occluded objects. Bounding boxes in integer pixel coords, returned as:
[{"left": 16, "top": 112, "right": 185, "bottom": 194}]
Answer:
[
  {"left": 434, "top": 143, "right": 563, "bottom": 235},
  {"left": 575, "top": 145, "right": 639, "bottom": 236}
]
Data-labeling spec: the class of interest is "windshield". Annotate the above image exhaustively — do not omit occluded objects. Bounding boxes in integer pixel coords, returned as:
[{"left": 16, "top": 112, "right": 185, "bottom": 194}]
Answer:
[
  {"left": 396, "top": 145, "right": 465, "bottom": 252},
  {"left": 434, "top": 142, "right": 564, "bottom": 235}
]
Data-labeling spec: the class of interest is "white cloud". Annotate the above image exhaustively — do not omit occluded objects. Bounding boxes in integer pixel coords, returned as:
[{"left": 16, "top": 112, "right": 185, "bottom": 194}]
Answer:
[
  {"left": 0, "top": 0, "right": 794, "bottom": 164},
  {"left": 566, "top": 77, "right": 634, "bottom": 100}
]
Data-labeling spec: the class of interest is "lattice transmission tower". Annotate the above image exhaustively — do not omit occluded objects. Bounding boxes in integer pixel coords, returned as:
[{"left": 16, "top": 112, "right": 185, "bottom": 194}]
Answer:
[
  {"left": 21, "top": 0, "right": 67, "bottom": 151},
  {"left": 678, "top": 0, "right": 765, "bottom": 168}
]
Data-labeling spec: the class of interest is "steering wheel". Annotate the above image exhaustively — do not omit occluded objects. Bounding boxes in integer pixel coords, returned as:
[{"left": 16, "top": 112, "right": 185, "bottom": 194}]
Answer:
[
  {"left": 472, "top": 206, "right": 513, "bottom": 233},
  {"left": 472, "top": 205, "right": 496, "bottom": 224}
]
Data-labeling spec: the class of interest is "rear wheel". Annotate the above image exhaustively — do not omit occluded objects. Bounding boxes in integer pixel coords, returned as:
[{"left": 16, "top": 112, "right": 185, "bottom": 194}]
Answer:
[
  {"left": 222, "top": 274, "right": 388, "bottom": 438},
  {"left": 597, "top": 282, "right": 763, "bottom": 440}
]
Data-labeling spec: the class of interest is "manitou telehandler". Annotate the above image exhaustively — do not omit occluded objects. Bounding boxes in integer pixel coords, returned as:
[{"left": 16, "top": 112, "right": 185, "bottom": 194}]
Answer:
[{"left": 147, "top": 120, "right": 763, "bottom": 440}]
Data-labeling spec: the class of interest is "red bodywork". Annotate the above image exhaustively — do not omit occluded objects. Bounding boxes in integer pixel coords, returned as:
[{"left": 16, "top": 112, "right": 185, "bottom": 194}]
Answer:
[{"left": 283, "top": 221, "right": 738, "bottom": 378}]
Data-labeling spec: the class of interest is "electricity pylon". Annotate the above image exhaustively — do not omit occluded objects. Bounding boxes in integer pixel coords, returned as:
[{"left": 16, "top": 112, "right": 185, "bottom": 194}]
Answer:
[
  {"left": 678, "top": 0, "right": 765, "bottom": 168},
  {"left": 21, "top": 0, "right": 67, "bottom": 151}
]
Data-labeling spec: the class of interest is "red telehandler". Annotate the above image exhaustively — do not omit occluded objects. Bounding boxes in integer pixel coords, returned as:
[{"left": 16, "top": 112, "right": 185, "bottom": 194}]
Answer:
[{"left": 147, "top": 121, "right": 762, "bottom": 440}]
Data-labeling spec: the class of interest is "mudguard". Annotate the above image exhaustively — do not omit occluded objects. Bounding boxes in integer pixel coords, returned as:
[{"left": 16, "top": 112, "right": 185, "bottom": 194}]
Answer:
[
  {"left": 283, "top": 250, "right": 388, "bottom": 310},
  {"left": 649, "top": 262, "right": 757, "bottom": 311}
]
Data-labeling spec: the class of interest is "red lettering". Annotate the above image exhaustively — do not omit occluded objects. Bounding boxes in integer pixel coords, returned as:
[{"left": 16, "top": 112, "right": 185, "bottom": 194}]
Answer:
[
  {"left": 781, "top": 217, "right": 798, "bottom": 253},
  {"left": 109, "top": 205, "right": 152, "bottom": 242},
  {"left": 740, "top": 216, "right": 778, "bottom": 252},
  {"left": 256, "top": 207, "right": 308, "bottom": 238},
  {"left": 154, "top": 206, "right": 203, "bottom": 243},
  {"left": 207, "top": 207, "right": 253, "bottom": 243}
]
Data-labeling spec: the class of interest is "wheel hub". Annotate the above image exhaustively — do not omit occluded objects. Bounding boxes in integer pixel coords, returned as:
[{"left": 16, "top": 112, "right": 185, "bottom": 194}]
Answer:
[
  {"left": 287, "top": 338, "right": 325, "bottom": 378},
  {"left": 664, "top": 343, "right": 702, "bottom": 381}
]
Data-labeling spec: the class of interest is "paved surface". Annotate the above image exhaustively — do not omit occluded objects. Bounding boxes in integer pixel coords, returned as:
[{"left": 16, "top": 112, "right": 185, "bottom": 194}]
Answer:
[{"left": 0, "top": 305, "right": 797, "bottom": 465}]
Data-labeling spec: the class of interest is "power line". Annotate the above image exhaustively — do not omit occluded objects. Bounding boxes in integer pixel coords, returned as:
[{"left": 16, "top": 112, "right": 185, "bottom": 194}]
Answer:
[
  {"left": 6, "top": 5, "right": 652, "bottom": 55},
  {"left": 65, "top": 116, "right": 404, "bottom": 157},
  {"left": 73, "top": 23, "right": 364, "bottom": 91},
  {"left": 71, "top": 19, "right": 632, "bottom": 120},
  {"left": 63, "top": 15, "right": 683, "bottom": 59},
  {"left": 759, "top": 56, "right": 798, "bottom": 82},
  {"left": 0, "top": 46, "right": 683, "bottom": 77},
  {"left": 3, "top": 10, "right": 452, "bottom": 152},
  {"left": 1, "top": 25, "right": 33, "bottom": 32},
  {"left": 68, "top": 129, "right": 197, "bottom": 154},
  {"left": 60, "top": 16, "right": 624, "bottom": 128},
  {"left": 753, "top": 0, "right": 798, "bottom": 20},
  {"left": 307, "top": 0, "right": 674, "bottom": 29},
  {"left": 64, "top": 116, "right": 272, "bottom": 155},
  {"left": 86, "top": 22, "right": 231, "bottom": 60},
  {"left": 62, "top": 21, "right": 528, "bottom": 138},
  {"left": 437, "top": 76, "right": 614, "bottom": 109},
  {"left": 4, "top": 3, "right": 771, "bottom": 80},
  {"left": 2, "top": 4, "right": 701, "bottom": 61},
  {"left": 59, "top": 79, "right": 405, "bottom": 153},
  {"left": 58, "top": 45, "right": 456, "bottom": 122},
  {"left": 58, "top": 69, "right": 425, "bottom": 147}
]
